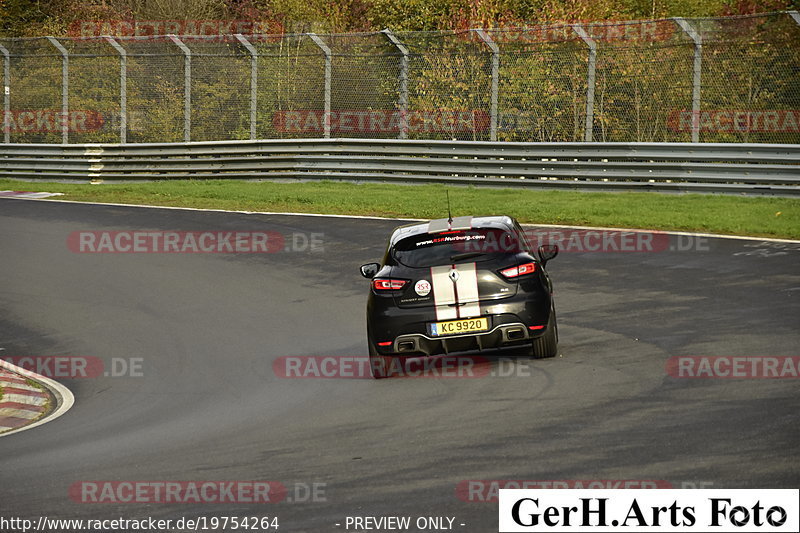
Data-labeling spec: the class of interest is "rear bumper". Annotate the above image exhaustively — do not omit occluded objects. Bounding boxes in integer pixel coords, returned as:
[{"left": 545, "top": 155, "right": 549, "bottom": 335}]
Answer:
[
  {"left": 368, "top": 284, "right": 553, "bottom": 357},
  {"left": 390, "top": 320, "right": 539, "bottom": 356}
]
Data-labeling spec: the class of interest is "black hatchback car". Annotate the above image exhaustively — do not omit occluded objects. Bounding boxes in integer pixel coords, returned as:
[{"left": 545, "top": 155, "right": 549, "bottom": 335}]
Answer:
[{"left": 360, "top": 215, "right": 559, "bottom": 378}]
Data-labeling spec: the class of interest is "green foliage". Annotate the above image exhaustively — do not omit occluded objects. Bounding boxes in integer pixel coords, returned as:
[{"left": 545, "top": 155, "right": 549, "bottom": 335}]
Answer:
[
  {"left": 0, "top": 0, "right": 48, "bottom": 35},
  {"left": 367, "top": 0, "right": 465, "bottom": 31},
  {"left": 4, "top": 0, "right": 793, "bottom": 37},
  {"left": 1, "top": 2, "right": 797, "bottom": 144}
]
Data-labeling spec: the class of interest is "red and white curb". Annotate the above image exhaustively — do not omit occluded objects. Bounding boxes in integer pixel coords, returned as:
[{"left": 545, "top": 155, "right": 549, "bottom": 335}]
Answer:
[{"left": 0, "top": 357, "right": 74, "bottom": 437}]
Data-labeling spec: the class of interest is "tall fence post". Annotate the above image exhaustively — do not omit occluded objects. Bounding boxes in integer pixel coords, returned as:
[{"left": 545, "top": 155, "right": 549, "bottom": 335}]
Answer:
[
  {"left": 235, "top": 34, "right": 258, "bottom": 140},
  {"left": 46, "top": 36, "right": 69, "bottom": 144},
  {"left": 674, "top": 18, "right": 702, "bottom": 143},
  {"left": 168, "top": 35, "right": 191, "bottom": 143},
  {"left": 0, "top": 43, "right": 9, "bottom": 143},
  {"left": 475, "top": 30, "right": 499, "bottom": 141},
  {"left": 104, "top": 36, "right": 127, "bottom": 144},
  {"left": 382, "top": 29, "right": 409, "bottom": 139},
  {"left": 308, "top": 33, "right": 331, "bottom": 139},
  {"left": 571, "top": 26, "right": 596, "bottom": 142}
]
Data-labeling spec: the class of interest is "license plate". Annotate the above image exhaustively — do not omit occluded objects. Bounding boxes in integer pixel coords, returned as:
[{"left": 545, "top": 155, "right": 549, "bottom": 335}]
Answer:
[{"left": 430, "top": 317, "right": 489, "bottom": 337}]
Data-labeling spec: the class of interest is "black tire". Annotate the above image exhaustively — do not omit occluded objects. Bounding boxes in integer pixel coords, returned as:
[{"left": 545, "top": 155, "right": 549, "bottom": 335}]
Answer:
[
  {"left": 368, "top": 333, "right": 396, "bottom": 379},
  {"left": 531, "top": 309, "right": 558, "bottom": 359}
]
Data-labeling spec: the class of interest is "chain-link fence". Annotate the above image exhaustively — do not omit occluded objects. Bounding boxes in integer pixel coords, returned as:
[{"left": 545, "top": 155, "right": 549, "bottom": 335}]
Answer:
[{"left": 1, "top": 12, "right": 798, "bottom": 144}]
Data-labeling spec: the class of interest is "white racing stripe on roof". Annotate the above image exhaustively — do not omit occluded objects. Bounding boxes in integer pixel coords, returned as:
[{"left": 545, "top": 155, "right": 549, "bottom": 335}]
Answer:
[
  {"left": 428, "top": 216, "right": 473, "bottom": 233},
  {"left": 449, "top": 216, "right": 473, "bottom": 230},
  {"left": 428, "top": 218, "right": 450, "bottom": 233}
]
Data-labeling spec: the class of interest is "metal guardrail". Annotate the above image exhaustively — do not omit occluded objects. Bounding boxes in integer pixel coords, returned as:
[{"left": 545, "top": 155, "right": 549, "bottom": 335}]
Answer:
[{"left": 1, "top": 139, "right": 799, "bottom": 195}]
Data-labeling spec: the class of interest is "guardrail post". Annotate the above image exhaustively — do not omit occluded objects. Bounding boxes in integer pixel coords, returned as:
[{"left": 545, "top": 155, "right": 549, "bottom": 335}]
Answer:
[
  {"left": 168, "top": 35, "right": 192, "bottom": 142},
  {"left": 571, "top": 26, "right": 596, "bottom": 142},
  {"left": 235, "top": 34, "right": 258, "bottom": 140},
  {"left": 308, "top": 33, "right": 331, "bottom": 139},
  {"left": 46, "top": 36, "right": 69, "bottom": 144},
  {"left": 0, "top": 43, "right": 9, "bottom": 143},
  {"left": 475, "top": 30, "right": 499, "bottom": 141},
  {"left": 381, "top": 29, "right": 409, "bottom": 139},
  {"left": 673, "top": 18, "right": 702, "bottom": 143},
  {"left": 103, "top": 36, "right": 127, "bottom": 144}
]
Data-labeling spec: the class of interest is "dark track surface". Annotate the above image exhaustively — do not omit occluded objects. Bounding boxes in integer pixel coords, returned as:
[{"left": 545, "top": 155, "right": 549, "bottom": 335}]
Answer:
[{"left": 1, "top": 198, "right": 798, "bottom": 532}]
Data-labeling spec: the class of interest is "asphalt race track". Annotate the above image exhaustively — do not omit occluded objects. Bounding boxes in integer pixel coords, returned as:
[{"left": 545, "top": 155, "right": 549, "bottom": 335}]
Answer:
[{"left": 1, "top": 198, "right": 798, "bottom": 532}]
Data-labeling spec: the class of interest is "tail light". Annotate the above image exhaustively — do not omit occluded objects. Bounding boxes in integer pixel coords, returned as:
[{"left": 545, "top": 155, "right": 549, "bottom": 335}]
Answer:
[
  {"left": 500, "top": 262, "right": 537, "bottom": 279},
  {"left": 372, "top": 278, "right": 409, "bottom": 290}
]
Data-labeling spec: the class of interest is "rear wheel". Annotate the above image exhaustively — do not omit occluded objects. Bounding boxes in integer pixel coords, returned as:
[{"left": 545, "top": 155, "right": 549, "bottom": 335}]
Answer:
[
  {"left": 531, "top": 309, "right": 558, "bottom": 359},
  {"left": 368, "top": 334, "right": 397, "bottom": 379}
]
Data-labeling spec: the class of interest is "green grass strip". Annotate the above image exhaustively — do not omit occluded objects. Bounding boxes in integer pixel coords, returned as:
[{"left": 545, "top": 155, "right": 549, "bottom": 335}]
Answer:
[{"left": 1, "top": 179, "right": 798, "bottom": 239}]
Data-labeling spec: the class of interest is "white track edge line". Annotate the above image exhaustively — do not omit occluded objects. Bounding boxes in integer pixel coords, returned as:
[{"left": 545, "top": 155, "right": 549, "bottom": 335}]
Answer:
[
  {"left": 3, "top": 196, "right": 799, "bottom": 244},
  {"left": 0, "top": 358, "right": 75, "bottom": 438}
]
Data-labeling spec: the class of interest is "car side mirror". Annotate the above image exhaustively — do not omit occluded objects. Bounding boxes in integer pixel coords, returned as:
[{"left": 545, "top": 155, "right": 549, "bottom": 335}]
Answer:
[
  {"left": 537, "top": 244, "right": 558, "bottom": 266},
  {"left": 360, "top": 263, "right": 380, "bottom": 279}
]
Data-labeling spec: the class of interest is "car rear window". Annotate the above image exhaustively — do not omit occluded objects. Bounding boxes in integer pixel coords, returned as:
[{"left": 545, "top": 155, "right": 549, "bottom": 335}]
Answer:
[{"left": 392, "top": 228, "right": 524, "bottom": 267}]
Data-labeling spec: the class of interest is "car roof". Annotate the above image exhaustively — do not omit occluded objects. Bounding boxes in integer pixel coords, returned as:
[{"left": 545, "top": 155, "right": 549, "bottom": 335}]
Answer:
[{"left": 389, "top": 215, "right": 517, "bottom": 246}]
